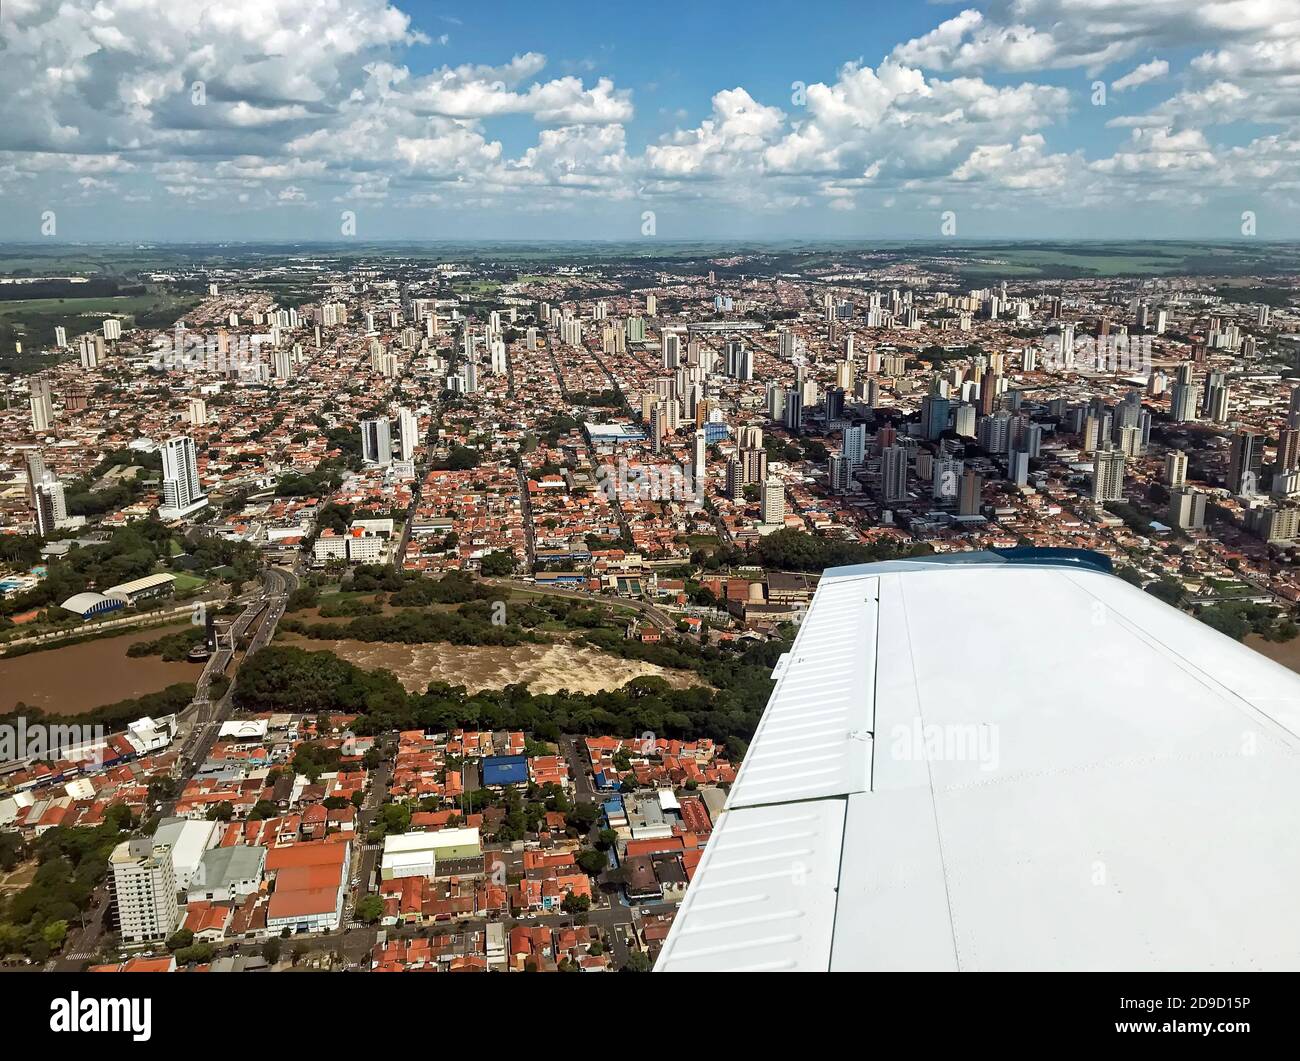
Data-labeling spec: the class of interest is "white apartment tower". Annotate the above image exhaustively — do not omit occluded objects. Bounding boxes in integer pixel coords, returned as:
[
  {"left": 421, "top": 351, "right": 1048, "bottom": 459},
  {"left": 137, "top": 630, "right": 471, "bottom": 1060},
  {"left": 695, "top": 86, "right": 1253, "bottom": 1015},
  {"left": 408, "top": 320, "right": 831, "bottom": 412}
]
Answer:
[
  {"left": 1092, "top": 447, "right": 1126, "bottom": 503},
  {"left": 29, "top": 378, "right": 54, "bottom": 433},
  {"left": 159, "top": 435, "right": 208, "bottom": 519},
  {"left": 34, "top": 474, "right": 67, "bottom": 538},
  {"left": 1165, "top": 450, "right": 1188, "bottom": 489},
  {"left": 761, "top": 478, "right": 786, "bottom": 526},
  {"left": 111, "top": 838, "right": 181, "bottom": 946},
  {"left": 398, "top": 407, "right": 419, "bottom": 462},
  {"left": 362, "top": 417, "right": 393, "bottom": 466}
]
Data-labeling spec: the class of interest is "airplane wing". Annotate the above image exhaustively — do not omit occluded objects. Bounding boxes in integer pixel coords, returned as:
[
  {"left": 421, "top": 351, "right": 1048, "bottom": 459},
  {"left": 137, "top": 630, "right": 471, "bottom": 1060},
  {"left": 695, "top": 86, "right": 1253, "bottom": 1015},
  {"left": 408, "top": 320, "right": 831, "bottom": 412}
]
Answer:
[{"left": 654, "top": 549, "right": 1300, "bottom": 971}]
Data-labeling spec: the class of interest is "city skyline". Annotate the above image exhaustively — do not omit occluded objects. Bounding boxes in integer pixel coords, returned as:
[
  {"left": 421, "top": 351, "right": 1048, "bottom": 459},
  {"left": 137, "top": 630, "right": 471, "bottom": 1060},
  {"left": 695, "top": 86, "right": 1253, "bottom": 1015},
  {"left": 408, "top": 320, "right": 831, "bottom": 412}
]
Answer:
[{"left": 2, "top": 0, "right": 1299, "bottom": 241}]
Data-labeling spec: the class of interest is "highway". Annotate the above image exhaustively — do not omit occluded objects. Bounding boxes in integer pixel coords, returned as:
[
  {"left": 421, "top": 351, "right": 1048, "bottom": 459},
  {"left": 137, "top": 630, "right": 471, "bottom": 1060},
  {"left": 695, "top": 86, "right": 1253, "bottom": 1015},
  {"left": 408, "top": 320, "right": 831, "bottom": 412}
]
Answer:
[{"left": 178, "top": 564, "right": 298, "bottom": 771}]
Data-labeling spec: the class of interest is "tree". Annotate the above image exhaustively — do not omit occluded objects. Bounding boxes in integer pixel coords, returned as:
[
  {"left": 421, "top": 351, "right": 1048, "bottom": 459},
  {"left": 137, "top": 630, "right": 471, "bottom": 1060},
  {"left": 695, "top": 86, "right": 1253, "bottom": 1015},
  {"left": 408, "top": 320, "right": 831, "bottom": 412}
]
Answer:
[
  {"left": 206, "top": 801, "right": 234, "bottom": 822},
  {"left": 42, "top": 920, "right": 69, "bottom": 951},
  {"left": 175, "top": 943, "right": 215, "bottom": 966},
  {"left": 622, "top": 951, "right": 653, "bottom": 972},
  {"left": 479, "top": 550, "right": 516, "bottom": 577},
  {"left": 576, "top": 848, "right": 607, "bottom": 875},
  {"left": 261, "top": 939, "right": 282, "bottom": 965},
  {"left": 562, "top": 891, "right": 591, "bottom": 914},
  {"left": 166, "top": 929, "right": 194, "bottom": 953},
  {"left": 355, "top": 895, "right": 385, "bottom": 925}
]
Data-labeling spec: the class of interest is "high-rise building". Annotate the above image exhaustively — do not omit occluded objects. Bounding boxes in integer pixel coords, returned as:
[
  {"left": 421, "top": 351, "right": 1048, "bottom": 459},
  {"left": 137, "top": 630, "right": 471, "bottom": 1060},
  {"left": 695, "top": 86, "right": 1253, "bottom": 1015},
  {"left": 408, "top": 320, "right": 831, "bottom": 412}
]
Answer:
[
  {"left": 662, "top": 331, "right": 682, "bottom": 370},
  {"left": 880, "top": 445, "right": 909, "bottom": 504},
  {"left": 958, "top": 467, "right": 983, "bottom": 516},
  {"left": 693, "top": 429, "right": 708, "bottom": 494},
  {"left": 843, "top": 423, "right": 867, "bottom": 468},
  {"left": 160, "top": 435, "right": 208, "bottom": 519},
  {"left": 978, "top": 413, "right": 1013, "bottom": 456},
  {"left": 1170, "top": 381, "right": 1199, "bottom": 422},
  {"left": 34, "top": 473, "right": 66, "bottom": 538},
  {"left": 273, "top": 348, "right": 294, "bottom": 379},
  {"left": 362, "top": 418, "right": 393, "bottom": 466},
  {"left": 952, "top": 403, "right": 977, "bottom": 438},
  {"left": 1169, "top": 488, "right": 1207, "bottom": 532},
  {"left": 761, "top": 478, "right": 786, "bottom": 525},
  {"left": 920, "top": 394, "right": 950, "bottom": 440},
  {"left": 188, "top": 398, "right": 207, "bottom": 427},
  {"left": 828, "top": 453, "right": 852, "bottom": 492},
  {"left": 978, "top": 368, "right": 1000, "bottom": 416},
  {"left": 79, "top": 335, "right": 98, "bottom": 370},
  {"left": 1227, "top": 431, "right": 1261, "bottom": 496},
  {"left": 1007, "top": 450, "right": 1030, "bottom": 487},
  {"left": 784, "top": 389, "right": 803, "bottom": 433},
  {"left": 933, "top": 457, "right": 961, "bottom": 501},
  {"left": 29, "top": 378, "right": 53, "bottom": 433},
  {"left": 1201, "top": 382, "right": 1232, "bottom": 423},
  {"left": 1280, "top": 428, "right": 1300, "bottom": 474},
  {"left": 111, "top": 838, "right": 180, "bottom": 946},
  {"left": 23, "top": 450, "right": 45, "bottom": 505},
  {"left": 1165, "top": 450, "right": 1188, "bottom": 488},
  {"left": 102, "top": 318, "right": 122, "bottom": 341},
  {"left": 398, "top": 407, "right": 419, "bottom": 462},
  {"left": 1092, "top": 447, "right": 1126, "bottom": 503}
]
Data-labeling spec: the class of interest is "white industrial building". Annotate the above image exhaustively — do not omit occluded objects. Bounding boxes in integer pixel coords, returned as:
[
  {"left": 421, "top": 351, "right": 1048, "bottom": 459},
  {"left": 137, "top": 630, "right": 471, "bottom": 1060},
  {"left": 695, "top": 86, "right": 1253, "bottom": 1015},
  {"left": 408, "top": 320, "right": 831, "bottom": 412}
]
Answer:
[
  {"left": 380, "top": 828, "right": 482, "bottom": 881},
  {"left": 152, "top": 818, "right": 221, "bottom": 891},
  {"left": 187, "top": 845, "right": 267, "bottom": 903}
]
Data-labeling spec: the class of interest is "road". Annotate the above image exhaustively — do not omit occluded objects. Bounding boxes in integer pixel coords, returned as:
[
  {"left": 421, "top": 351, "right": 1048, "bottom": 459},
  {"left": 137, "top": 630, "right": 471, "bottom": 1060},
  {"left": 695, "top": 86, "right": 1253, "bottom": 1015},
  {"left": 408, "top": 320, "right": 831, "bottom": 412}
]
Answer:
[{"left": 179, "top": 565, "right": 296, "bottom": 766}]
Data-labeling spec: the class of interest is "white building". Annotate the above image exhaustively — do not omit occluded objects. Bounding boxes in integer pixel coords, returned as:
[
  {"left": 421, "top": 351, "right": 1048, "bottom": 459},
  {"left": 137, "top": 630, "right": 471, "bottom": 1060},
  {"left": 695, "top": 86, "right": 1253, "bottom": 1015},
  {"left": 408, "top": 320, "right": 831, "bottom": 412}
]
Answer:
[
  {"left": 159, "top": 435, "right": 208, "bottom": 519},
  {"left": 761, "top": 477, "right": 786, "bottom": 526},
  {"left": 380, "top": 828, "right": 482, "bottom": 881},
  {"left": 111, "top": 838, "right": 181, "bottom": 946},
  {"left": 152, "top": 818, "right": 221, "bottom": 891},
  {"left": 187, "top": 845, "right": 267, "bottom": 903},
  {"left": 361, "top": 417, "right": 392, "bottom": 465}
]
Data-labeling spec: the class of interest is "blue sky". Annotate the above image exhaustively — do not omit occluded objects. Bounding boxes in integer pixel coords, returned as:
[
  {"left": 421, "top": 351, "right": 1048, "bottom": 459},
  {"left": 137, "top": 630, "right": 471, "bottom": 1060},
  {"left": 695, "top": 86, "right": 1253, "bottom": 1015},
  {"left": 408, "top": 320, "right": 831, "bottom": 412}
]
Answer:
[{"left": 0, "top": 0, "right": 1297, "bottom": 241}]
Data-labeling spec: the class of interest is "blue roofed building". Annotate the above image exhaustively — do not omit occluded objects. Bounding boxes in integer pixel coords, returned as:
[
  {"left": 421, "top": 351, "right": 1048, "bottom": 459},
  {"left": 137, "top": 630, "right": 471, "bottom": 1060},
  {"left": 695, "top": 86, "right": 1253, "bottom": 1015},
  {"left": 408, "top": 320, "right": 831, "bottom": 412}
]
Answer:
[{"left": 481, "top": 754, "right": 529, "bottom": 786}]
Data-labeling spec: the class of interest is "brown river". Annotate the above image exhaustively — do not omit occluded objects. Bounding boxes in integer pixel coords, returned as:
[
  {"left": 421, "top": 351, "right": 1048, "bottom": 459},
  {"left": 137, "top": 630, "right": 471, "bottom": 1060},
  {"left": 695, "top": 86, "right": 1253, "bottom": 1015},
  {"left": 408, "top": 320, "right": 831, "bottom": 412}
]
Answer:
[{"left": 0, "top": 624, "right": 200, "bottom": 715}]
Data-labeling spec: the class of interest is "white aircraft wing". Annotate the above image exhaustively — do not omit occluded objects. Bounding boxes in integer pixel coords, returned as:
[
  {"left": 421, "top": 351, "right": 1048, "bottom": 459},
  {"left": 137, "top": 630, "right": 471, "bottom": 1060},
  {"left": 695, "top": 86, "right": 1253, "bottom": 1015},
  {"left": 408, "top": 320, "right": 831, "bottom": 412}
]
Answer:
[{"left": 655, "top": 550, "right": 1300, "bottom": 972}]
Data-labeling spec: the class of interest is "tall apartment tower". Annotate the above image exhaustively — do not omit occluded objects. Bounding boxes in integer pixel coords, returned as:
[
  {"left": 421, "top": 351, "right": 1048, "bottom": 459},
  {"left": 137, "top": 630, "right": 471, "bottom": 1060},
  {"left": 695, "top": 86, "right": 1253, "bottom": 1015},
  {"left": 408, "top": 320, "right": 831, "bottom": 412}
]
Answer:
[
  {"left": 34, "top": 474, "right": 67, "bottom": 538},
  {"left": 159, "top": 435, "right": 208, "bottom": 519},
  {"left": 29, "top": 378, "right": 54, "bottom": 433},
  {"left": 958, "top": 467, "right": 983, "bottom": 516},
  {"left": 24, "top": 450, "right": 46, "bottom": 505},
  {"left": 1164, "top": 450, "right": 1188, "bottom": 488},
  {"left": 1092, "top": 446, "right": 1126, "bottom": 503},
  {"left": 361, "top": 417, "right": 393, "bottom": 466},
  {"left": 111, "top": 838, "right": 180, "bottom": 946},
  {"left": 880, "top": 445, "right": 909, "bottom": 504},
  {"left": 761, "top": 477, "right": 786, "bottom": 525},
  {"left": 1227, "top": 431, "right": 1261, "bottom": 496},
  {"left": 398, "top": 407, "right": 419, "bottom": 462}
]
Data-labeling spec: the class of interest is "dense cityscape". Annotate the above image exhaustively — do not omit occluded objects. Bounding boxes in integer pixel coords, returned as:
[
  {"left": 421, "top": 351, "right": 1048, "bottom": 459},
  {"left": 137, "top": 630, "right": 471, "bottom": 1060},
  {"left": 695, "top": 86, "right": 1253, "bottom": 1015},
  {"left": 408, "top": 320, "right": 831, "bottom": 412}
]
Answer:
[{"left": 1, "top": 241, "right": 1298, "bottom": 974}]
